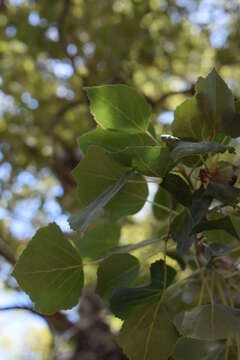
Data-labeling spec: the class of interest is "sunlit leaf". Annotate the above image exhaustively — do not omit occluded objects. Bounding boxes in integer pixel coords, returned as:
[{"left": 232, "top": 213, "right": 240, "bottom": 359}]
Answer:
[
  {"left": 85, "top": 84, "right": 152, "bottom": 134},
  {"left": 79, "top": 127, "right": 155, "bottom": 153},
  {"left": 71, "top": 146, "right": 148, "bottom": 223}
]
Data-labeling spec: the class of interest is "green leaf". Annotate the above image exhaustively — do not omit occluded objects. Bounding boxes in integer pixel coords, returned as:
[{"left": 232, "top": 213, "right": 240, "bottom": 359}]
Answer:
[
  {"left": 173, "top": 304, "right": 240, "bottom": 340},
  {"left": 118, "top": 303, "right": 178, "bottom": 360},
  {"left": 71, "top": 146, "right": 148, "bottom": 224},
  {"left": 74, "top": 222, "right": 121, "bottom": 259},
  {"left": 110, "top": 260, "right": 176, "bottom": 318},
  {"left": 12, "top": 223, "right": 84, "bottom": 315},
  {"left": 170, "top": 189, "right": 212, "bottom": 254},
  {"left": 170, "top": 141, "right": 234, "bottom": 163},
  {"left": 206, "top": 182, "right": 240, "bottom": 205},
  {"left": 153, "top": 186, "right": 174, "bottom": 221},
  {"left": 69, "top": 169, "right": 134, "bottom": 234},
  {"left": 161, "top": 173, "right": 192, "bottom": 206},
  {"left": 110, "top": 146, "right": 174, "bottom": 177},
  {"left": 79, "top": 128, "right": 155, "bottom": 153},
  {"left": 172, "top": 97, "right": 203, "bottom": 140},
  {"left": 96, "top": 253, "right": 140, "bottom": 302},
  {"left": 172, "top": 69, "right": 238, "bottom": 140},
  {"left": 195, "top": 69, "right": 235, "bottom": 137},
  {"left": 85, "top": 84, "right": 152, "bottom": 134},
  {"left": 172, "top": 338, "right": 206, "bottom": 360},
  {"left": 194, "top": 216, "right": 240, "bottom": 240}
]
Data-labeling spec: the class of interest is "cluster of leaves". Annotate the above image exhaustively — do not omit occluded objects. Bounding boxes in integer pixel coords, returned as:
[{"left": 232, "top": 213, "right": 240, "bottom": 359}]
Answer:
[{"left": 13, "top": 70, "right": 240, "bottom": 359}]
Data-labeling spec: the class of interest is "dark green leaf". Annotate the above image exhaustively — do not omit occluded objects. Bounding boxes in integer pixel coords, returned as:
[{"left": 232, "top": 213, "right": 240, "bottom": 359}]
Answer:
[
  {"left": 12, "top": 223, "right": 84, "bottom": 314},
  {"left": 70, "top": 146, "right": 148, "bottom": 226},
  {"left": 173, "top": 304, "right": 240, "bottom": 340},
  {"left": 85, "top": 84, "right": 152, "bottom": 134},
  {"left": 161, "top": 173, "right": 192, "bottom": 206},
  {"left": 172, "top": 338, "right": 206, "bottom": 360},
  {"left": 194, "top": 216, "right": 240, "bottom": 240},
  {"left": 170, "top": 140, "right": 234, "bottom": 163},
  {"left": 195, "top": 69, "right": 235, "bottom": 138},
  {"left": 96, "top": 253, "right": 140, "bottom": 302},
  {"left": 153, "top": 186, "right": 173, "bottom": 221},
  {"left": 118, "top": 303, "right": 178, "bottom": 360},
  {"left": 166, "top": 251, "right": 186, "bottom": 270},
  {"left": 170, "top": 189, "right": 212, "bottom": 254},
  {"left": 110, "top": 260, "right": 176, "bottom": 318},
  {"left": 75, "top": 222, "right": 121, "bottom": 259},
  {"left": 206, "top": 181, "right": 240, "bottom": 205}
]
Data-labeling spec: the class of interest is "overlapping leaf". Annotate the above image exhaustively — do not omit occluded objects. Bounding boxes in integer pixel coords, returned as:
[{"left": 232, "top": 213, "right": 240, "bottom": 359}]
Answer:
[
  {"left": 161, "top": 173, "right": 192, "bottom": 206},
  {"left": 70, "top": 146, "right": 148, "bottom": 224},
  {"left": 79, "top": 127, "right": 155, "bottom": 153},
  {"left": 109, "top": 146, "right": 174, "bottom": 177},
  {"left": 74, "top": 221, "right": 121, "bottom": 259},
  {"left": 110, "top": 260, "right": 176, "bottom": 318},
  {"left": 170, "top": 188, "right": 212, "bottom": 254},
  {"left": 96, "top": 253, "right": 140, "bottom": 302},
  {"left": 85, "top": 84, "right": 152, "bottom": 134},
  {"left": 172, "top": 69, "right": 240, "bottom": 140}
]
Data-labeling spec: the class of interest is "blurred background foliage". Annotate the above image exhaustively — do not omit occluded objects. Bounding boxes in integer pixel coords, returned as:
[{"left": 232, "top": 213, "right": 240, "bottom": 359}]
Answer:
[{"left": 0, "top": 0, "right": 240, "bottom": 358}]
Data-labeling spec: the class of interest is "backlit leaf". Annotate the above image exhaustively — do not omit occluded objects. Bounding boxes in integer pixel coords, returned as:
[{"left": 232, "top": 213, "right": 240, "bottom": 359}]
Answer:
[{"left": 85, "top": 85, "right": 152, "bottom": 134}]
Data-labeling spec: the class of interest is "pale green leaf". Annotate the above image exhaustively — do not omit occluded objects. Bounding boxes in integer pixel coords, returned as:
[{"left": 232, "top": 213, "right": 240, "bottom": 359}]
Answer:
[{"left": 85, "top": 85, "right": 152, "bottom": 134}]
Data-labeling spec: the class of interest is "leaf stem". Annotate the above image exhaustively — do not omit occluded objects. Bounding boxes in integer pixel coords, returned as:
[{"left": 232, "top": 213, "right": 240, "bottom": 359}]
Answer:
[
  {"left": 146, "top": 130, "right": 161, "bottom": 145},
  {"left": 224, "top": 338, "right": 230, "bottom": 360}
]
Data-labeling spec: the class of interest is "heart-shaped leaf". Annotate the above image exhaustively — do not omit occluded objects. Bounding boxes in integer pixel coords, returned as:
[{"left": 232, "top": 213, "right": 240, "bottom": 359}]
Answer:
[
  {"left": 118, "top": 303, "right": 178, "bottom": 360},
  {"left": 13, "top": 223, "right": 84, "bottom": 314}
]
